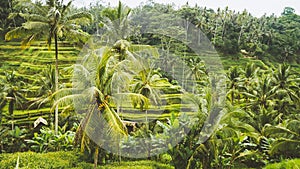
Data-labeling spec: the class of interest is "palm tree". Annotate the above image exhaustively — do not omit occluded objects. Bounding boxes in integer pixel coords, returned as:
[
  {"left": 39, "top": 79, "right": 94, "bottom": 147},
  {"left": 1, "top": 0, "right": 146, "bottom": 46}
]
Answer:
[
  {"left": 272, "top": 64, "right": 299, "bottom": 115},
  {"left": 245, "top": 75, "right": 276, "bottom": 111},
  {"left": 56, "top": 43, "right": 128, "bottom": 168},
  {"left": 237, "top": 10, "right": 248, "bottom": 47},
  {"left": 101, "top": 1, "right": 132, "bottom": 43},
  {"left": 29, "top": 65, "right": 56, "bottom": 109},
  {"left": 240, "top": 63, "right": 259, "bottom": 104},
  {"left": 53, "top": 38, "right": 156, "bottom": 167},
  {"left": 0, "top": 71, "right": 27, "bottom": 129},
  {"left": 186, "top": 58, "right": 207, "bottom": 82},
  {"left": 5, "top": 0, "right": 92, "bottom": 134},
  {"left": 226, "top": 66, "right": 242, "bottom": 104},
  {"left": 130, "top": 61, "right": 171, "bottom": 129}
]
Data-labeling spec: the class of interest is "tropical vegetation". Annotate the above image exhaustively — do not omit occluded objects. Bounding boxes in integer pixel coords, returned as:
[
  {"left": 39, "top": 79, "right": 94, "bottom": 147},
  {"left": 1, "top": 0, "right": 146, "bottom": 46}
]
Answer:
[{"left": 0, "top": 0, "right": 300, "bottom": 168}]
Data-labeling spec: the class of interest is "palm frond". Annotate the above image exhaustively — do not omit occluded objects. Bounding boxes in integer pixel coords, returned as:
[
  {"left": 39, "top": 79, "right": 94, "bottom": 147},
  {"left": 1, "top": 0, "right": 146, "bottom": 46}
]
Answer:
[
  {"left": 22, "top": 21, "right": 48, "bottom": 30},
  {"left": 102, "top": 103, "right": 127, "bottom": 136},
  {"left": 269, "top": 138, "right": 300, "bottom": 156},
  {"left": 66, "top": 29, "right": 90, "bottom": 42},
  {"left": 19, "top": 13, "right": 48, "bottom": 22},
  {"left": 114, "top": 92, "right": 150, "bottom": 109},
  {"left": 263, "top": 125, "right": 299, "bottom": 138},
  {"left": 129, "top": 45, "right": 160, "bottom": 58},
  {"left": 5, "top": 27, "right": 26, "bottom": 41},
  {"left": 51, "top": 93, "right": 82, "bottom": 112},
  {"left": 66, "top": 12, "right": 93, "bottom": 24}
]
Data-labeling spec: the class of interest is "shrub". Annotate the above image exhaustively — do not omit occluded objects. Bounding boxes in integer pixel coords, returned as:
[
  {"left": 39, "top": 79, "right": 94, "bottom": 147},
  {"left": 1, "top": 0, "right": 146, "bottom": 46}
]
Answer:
[
  {"left": 0, "top": 151, "right": 83, "bottom": 169},
  {"left": 25, "top": 126, "right": 75, "bottom": 152},
  {"left": 0, "top": 126, "right": 28, "bottom": 153}
]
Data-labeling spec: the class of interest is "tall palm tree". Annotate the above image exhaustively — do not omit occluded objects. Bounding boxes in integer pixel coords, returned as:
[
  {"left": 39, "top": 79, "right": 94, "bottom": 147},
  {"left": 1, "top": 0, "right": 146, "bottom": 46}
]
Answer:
[
  {"left": 237, "top": 10, "right": 249, "bottom": 47},
  {"left": 5, "top": 0, "right": 92, "bottom": 134},
  {"left": 53, "top": 38, "right": 156, "bottom": 167},
  {"left": 101, "top": 1, "right": 132, "bottom": 43}
]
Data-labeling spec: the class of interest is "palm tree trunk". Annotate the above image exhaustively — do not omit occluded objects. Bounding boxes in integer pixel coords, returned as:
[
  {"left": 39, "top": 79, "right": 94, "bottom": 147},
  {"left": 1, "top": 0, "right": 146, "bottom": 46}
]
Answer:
[
  {"left": 145, "top": 109, "right": 148, "bottom": 128},
  {"left": 222, "top": 18, "right": 226, "bottom": 40},
  {"left": 54, "top": 32, "right": 59, "bottom": 135},
  {"left": 0, "top": 111, "right": 2, "bottom": 125},
  {"left": 0, "top": 99, "right": 7, "bottom": 125},
  {"left": 94, "top": 146, "right": 99, "bottom": 169},
  {"left": 238, "top": 25, "right": 244, "bottom": 46},
  {"left": 198, "top": 29, "right": 201, "bottom": 45},
  {"left": 9, "top": 99, "right": 14, "bottom": 130},
  {"left": 182, "top": 18, "right": 189, "bottom": 89}
]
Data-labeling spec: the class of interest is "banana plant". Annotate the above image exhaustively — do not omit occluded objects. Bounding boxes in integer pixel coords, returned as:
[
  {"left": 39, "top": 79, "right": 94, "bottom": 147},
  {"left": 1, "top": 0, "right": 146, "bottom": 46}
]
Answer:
[{"left": 263, "top": 119, "right": 300, "bottom": 158}]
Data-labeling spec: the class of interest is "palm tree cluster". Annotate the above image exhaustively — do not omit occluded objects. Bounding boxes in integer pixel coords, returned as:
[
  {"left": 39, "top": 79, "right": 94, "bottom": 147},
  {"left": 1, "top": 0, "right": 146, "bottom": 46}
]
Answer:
[
  {"left": 169, "top": 63, "right": 300, "bottom": 168},
  {"left": 214, "top": 63, "right": 300, "bottom": 167}
]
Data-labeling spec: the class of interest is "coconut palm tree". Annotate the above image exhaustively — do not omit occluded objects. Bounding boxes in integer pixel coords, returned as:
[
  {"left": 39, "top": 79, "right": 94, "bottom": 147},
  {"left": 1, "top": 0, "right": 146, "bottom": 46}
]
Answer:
[
  {"left": 5, "top": 0, "right": 92, "bottom": 134},
  {"left": 186, "top": 58, "right": 207, "bottom": 82},
  {"left": 0, "top": 71, "right": 27, "bottom": 129},
  {"left": 130, "top": 61, "right": 171, "bottom": 129},
  {"left": 239, "top": 63, "right": 259, "bottom": 104},
  {"left": 245, "top": 75, "right": 276, "bottom": 111},
  {"left": 53, "top": 38, "right": 157, "bottom": 167},
  {"left": 29, "top": 65, "right": 56, "bottom": 109},
  {"left": 226, "top": 66, "right": 243, "bottom": 104},
  {"left": 272, "top": 64, "right": 299, "bottom": 115},
  {"left": 101, "top": 1, "right": 132, "bottom": 43}
]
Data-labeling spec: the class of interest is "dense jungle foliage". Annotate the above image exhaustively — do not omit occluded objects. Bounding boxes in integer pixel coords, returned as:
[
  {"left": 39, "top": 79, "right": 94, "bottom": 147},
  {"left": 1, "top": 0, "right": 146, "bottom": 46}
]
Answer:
[{"left": 0, "top": 0, "right": 300, "bottom": 168}]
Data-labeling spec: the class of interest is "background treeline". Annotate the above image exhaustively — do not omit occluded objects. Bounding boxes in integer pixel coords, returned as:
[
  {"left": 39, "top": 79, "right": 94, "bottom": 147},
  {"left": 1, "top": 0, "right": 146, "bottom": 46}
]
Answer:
[{"left": 1, "top": 1, "right": 300, "bottom": 63}]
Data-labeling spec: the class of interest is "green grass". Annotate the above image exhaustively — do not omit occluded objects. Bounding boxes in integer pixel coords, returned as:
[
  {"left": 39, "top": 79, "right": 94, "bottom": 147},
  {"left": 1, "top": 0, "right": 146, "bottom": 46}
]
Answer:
[
  {"left": 98, "top": 160, "right": 174, "bottom": 169},
  {"left": 0, "top": 151, "right": 174, "bottom": 169}
]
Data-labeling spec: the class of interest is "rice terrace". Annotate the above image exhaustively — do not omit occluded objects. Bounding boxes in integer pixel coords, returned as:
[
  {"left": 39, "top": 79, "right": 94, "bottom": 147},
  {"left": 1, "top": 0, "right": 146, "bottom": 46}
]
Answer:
[{"left": 0, "top": 0, "right": 300, "bottom": 168}]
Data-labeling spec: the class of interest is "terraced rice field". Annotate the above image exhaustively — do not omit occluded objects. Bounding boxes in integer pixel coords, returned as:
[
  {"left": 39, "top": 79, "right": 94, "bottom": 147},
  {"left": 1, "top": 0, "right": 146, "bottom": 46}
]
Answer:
[
  {"left": 0, "top": 41, "right": 80, "bottom": 126},
  {"left": 0, "top": 41, "right": 198, "bottom": 127}
]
